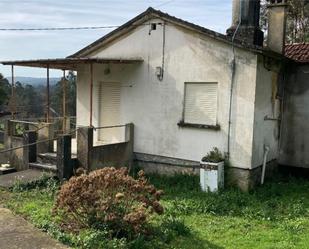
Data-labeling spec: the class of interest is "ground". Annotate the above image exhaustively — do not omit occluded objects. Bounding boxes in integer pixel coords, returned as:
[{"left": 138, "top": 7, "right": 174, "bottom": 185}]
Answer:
[
  {"left": 0, "top": 173, "right": 309, "bottom": 249},
  {"left": 0, "top": 207, "right": 68, "bottom": 249}
]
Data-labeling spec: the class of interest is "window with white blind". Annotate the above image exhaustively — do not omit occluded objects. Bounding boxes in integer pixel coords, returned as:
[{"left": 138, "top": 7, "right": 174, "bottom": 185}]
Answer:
[{"left": 183, "top": 82, "right": 218, "bottom": 126}]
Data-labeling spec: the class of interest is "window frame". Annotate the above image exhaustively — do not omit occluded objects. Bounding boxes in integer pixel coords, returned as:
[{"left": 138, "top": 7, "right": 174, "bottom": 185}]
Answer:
[{"left": 178, "top": 82, "right": 220, "bottom": 130}]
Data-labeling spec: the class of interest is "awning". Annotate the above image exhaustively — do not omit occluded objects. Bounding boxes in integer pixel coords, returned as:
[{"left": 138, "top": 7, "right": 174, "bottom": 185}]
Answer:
[{"left": 0, "top": 57, "right": 143, "bottom": 70}]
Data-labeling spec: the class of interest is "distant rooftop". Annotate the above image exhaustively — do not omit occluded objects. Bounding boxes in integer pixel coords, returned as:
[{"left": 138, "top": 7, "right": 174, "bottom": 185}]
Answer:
[{"left": 285, "top": 43, "right": 309, "bottom": 63}]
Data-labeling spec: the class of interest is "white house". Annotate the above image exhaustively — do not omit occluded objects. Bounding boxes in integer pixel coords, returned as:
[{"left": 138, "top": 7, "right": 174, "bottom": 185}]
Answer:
[{"left": 71, "top": 4, "right": 284, "bottom": 190}]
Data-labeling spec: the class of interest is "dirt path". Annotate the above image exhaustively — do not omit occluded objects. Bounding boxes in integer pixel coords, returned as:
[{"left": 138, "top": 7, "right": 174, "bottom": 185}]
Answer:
[{"left": 0, "top": 207, "right": 68, "bottom": 249}]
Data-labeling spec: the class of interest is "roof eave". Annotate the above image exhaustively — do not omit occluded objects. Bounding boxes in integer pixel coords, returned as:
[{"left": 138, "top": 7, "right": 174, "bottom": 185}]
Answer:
[
  {"left": 69, "top": 7, "right": 264, "bottom": 58},
  {"left": 0, "top": 57, "right": 143, "bottom": 70}
]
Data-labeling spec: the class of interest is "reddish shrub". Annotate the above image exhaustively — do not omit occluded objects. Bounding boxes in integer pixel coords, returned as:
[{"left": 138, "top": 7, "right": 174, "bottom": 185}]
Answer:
[{"left": 53, "top": 167, "right": 164, "bottom": 237}]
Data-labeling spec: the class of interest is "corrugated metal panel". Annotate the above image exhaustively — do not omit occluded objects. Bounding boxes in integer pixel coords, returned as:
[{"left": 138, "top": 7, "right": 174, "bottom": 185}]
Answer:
[
  {"left": 184, "top": 83, "right": 218, "bottom": 126},
  {"left": 98, "top": 82, "right": 123, "bottom": 143}
]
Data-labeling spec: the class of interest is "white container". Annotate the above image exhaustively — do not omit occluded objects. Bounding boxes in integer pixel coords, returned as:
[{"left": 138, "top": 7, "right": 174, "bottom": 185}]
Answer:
[{"left": 200, "top": 161, "right": 224, "bottom": 192}]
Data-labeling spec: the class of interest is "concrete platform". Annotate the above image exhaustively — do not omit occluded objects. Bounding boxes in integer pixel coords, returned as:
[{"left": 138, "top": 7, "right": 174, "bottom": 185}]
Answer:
[
  {"left": 0, "top": 207, "right": 68, "bottom": 249},
  {"left": 0, "top": 169, "right": 54, "bottom": 189}
]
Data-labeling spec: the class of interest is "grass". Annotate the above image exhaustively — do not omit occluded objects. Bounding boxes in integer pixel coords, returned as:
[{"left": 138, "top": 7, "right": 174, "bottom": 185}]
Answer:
[{"left": 1, "top": 173, "right": 309, "bottom": 249}]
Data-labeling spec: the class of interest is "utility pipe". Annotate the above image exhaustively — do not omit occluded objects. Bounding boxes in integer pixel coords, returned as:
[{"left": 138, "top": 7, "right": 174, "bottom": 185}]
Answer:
[
  {"left": 261, "top": 145, "right": 270, "bottom": 185},
  {"left": 228, "top": 1, "right": 242, "bottom": 158}
]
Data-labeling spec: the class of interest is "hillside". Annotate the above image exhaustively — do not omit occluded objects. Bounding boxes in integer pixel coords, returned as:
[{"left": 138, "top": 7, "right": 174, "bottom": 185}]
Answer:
[{"left": 6, "top": 77, "right": 60, "bottom": 86}]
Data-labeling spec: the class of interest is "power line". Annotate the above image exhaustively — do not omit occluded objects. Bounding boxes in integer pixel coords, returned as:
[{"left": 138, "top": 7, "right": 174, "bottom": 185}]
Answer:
[
  {"left": 0, "top": 25, "right": 121, "bottom": 31},
  {"left": 154, "top": 0, "right": 175, "bottom": 8}
]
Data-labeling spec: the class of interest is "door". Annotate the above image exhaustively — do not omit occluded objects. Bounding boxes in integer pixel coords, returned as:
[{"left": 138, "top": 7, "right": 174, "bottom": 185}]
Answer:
[{"left": 98, "top": 82, "right": 123, "bottom": 143}]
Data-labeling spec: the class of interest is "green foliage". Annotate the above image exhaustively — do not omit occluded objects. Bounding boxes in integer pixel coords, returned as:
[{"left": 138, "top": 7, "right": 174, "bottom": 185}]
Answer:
[
  {"left": 261, "top": 0, "right": 309, "bottom": 43},
  {"left": 0, "top": 73, "right": 10, "bottom": 108},
  {"left": 11, "top": 174, "right": 59, "bottom": 193},
  {"left": 4, "top": 173, "right": 309, "bottom": 249},
  {"left": 201, "top": 147, "right": 224, "bottom": 163},
  {"left": 51, "top": 71, "right": 76, "bottom": 116},
  {"left": 0, "top": 71, "right": 76, "bottom": 118}
]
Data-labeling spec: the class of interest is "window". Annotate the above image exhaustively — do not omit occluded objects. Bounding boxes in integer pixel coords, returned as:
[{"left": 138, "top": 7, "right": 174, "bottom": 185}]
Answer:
[{"left": 183, "top": 82, "right": 218, "bottom": 126}]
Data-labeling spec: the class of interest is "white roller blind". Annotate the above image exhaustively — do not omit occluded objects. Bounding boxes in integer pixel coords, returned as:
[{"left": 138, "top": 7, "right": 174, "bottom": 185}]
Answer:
[
  {"left": 98, "top": 82, "right": 123, "bottom": 143},
  {"left": 184, "top": 83, "right": 218, "bottom": 126}
]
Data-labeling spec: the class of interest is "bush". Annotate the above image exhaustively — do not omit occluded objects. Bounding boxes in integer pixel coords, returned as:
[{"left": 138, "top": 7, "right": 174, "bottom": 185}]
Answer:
[
  {"left": 201, "top": 147, "right": 224, "bottom": 163},
  {"left": 53, "top": 167, "right": 164, "bottom": 239}
]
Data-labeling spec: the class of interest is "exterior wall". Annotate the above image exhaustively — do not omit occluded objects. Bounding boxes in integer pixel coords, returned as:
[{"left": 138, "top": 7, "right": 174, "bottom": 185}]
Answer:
[
  {"left": 279, "top": 64, "right": 309, "bottom": 168},
  {"left": 76, "top": 19, "right": 258, "bottom": 169},
  {"left": 251, "top": 55, "right": 281, "bottom": 169}
]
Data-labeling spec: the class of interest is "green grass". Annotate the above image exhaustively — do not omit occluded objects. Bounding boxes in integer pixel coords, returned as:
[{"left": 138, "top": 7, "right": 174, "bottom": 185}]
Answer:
[{"left": 2, "top": 173, "right": 309, "bottom": 249}]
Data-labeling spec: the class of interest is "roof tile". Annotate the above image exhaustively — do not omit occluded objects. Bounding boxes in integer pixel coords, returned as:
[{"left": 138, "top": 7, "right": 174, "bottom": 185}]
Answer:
[{"left": 285, "top": 43, "right": 309, "bottom": 63}]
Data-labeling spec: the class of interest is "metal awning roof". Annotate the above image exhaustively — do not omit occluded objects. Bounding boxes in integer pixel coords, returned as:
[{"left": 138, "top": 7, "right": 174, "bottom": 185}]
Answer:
[{"left": 0, "top": 57, "right": 143, "bottom": 70}]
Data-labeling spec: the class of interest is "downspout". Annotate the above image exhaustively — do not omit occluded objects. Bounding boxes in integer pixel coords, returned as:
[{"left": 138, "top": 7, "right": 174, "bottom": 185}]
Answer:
[{"left": 227, "top": 2, "right": 242, "bottom": 159}]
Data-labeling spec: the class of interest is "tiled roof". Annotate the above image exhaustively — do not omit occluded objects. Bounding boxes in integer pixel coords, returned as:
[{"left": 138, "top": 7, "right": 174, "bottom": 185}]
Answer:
[{"left": 285, "top": 43, "right": 309, "bottom": 63}]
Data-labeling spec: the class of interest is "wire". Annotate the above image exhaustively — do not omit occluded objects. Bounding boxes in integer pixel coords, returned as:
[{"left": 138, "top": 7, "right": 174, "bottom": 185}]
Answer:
[
  {"left": 0, "top": 26, "right": 120, "bottom": 31},
  {"left": 154, "top": 0, "right": 175, "bottom": 8}
]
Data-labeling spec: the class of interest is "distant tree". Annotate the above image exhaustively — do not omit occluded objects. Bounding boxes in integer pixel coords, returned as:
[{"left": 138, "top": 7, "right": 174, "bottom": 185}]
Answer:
[
  {"left": 51, "top": 71, "right": 76, "bottom": 117},
  {"left": 0, "top": 73, "right": 11, "bottom": 108},
  {"left": 261, "top": 0, "right": 309, "bottom": 43}
]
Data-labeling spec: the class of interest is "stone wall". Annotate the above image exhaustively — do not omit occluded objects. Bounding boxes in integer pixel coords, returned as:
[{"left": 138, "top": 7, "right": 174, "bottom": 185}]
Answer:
[{"left": 135, "top": 152, "right": 200, "bottom": 175}]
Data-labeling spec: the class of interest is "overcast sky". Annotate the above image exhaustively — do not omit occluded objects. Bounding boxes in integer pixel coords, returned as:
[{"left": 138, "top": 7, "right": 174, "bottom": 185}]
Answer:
[{"left": 0, "top": 0, "right": 232, "bottom": 78}]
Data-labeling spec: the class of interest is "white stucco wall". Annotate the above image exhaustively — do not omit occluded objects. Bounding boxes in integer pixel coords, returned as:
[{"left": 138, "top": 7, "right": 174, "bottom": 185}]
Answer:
[
  {"left": 251, "top": 55, "right": 280, "bottom": 168},
  {"left": 76, "top": 19, "right": 258, "bottom": 169}
]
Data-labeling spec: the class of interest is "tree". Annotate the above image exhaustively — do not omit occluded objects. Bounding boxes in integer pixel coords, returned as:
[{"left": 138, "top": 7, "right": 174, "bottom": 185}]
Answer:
[
  {"left": 0, "top": 73, "right": 11, "bottom": 108},
  {"left": 51, "top": 71, "right": 76, "bottom": 117},
  {"left": 261, "top": 0, "right": 309, "bottom": 43},
  {"left": 286, "top": 0, "right": 309, "bottom": 43}
]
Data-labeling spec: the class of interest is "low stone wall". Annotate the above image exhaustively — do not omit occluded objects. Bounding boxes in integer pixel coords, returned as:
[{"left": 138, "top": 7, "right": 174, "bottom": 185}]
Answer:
[
  {"left": 135, "top": 153, "right": 278, "bottom": 191},
  {"left": 91, "top": 142, "right": 132, "bottom": 170},
  {"left": 9, "top": 136, "right": 26, "bottom": 171},
  {"left": 135, "top": 153, "right": 200, "bottom": 175},
  {"left": 77, "top": 123, "right": 134, "bottom": 171}
]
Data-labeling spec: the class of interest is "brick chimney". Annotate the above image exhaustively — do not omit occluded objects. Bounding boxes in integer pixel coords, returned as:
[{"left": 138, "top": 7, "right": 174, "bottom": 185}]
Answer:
[
  {"left": 266, "top": 0, "right": 288, "bottom": 54},
  {"left": 227, "top": 0, "right": 264, "bottom": 46}
]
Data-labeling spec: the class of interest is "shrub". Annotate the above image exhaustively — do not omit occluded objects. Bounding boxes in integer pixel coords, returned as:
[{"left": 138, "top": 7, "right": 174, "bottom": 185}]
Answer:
[
  {"left": 53, "top": 167, "right": 164, "bottom": 239},
  {"left": 201, "top": 147, "right": 224, "bottom": 163}
]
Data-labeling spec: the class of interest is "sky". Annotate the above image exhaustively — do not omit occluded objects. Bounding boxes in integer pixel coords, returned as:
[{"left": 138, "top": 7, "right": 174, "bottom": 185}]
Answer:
[{"left": 0, "top": 0, "right": 232, "bottom": 78}]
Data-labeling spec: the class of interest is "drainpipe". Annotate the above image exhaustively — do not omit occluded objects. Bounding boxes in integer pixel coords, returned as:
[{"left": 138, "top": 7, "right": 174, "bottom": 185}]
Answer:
[
  {"left": 227, "top": 2, "right": 242, "bottom": 159},
  {"left": 261, "top": 145, "right": 270, "bottom": 185}
]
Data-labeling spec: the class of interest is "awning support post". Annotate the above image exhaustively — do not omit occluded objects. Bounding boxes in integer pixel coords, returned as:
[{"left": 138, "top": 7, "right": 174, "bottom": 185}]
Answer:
[
  {"left": 11, "top": 65, "right": 15, "bottom": 119},
  {"left": 46, "top": 65, "right": 50, "bottom": 123},
  {"left": 90, "top": 63, "right": 93, "bottom": 127}
]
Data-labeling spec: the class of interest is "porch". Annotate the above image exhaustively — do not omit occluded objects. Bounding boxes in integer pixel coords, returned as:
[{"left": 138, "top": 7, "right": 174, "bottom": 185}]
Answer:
[{"left": 0, "top": 57, "right": 141, "bottom": 178}]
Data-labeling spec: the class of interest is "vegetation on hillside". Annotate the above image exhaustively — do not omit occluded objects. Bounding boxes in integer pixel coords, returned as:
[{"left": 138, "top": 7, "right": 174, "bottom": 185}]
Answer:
[{"left": 0, "top": 72, "right": 76, "bottom": 118}]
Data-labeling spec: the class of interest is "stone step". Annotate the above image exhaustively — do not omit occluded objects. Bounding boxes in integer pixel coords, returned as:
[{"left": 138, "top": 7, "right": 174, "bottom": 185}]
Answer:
[
  {"left": 0, "top": 167, "right": 16, "bottom": 175},
  {"left": 37, "top": 153, "right": 57, "bottom": 164},
  {"left": 29, "top": 162, "right": 57, "bottom": 173}
]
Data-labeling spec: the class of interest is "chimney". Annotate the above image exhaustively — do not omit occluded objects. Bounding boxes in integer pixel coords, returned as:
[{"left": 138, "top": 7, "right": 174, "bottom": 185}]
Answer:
[
  {"left": 227, "top": 0, "right": 264, "bottom": 47},
  {"left": 266, "top": 0, "right": 288, "bottom": 54}
]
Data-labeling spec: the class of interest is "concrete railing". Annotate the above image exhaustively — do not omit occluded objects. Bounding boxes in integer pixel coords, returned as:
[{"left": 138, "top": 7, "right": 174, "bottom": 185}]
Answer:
[
  {"left": 4, "top": 120, "right": 54, "bottom": 171},
  {"left": 77, "top": 123, "right": 134, "bottom": 171}
]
